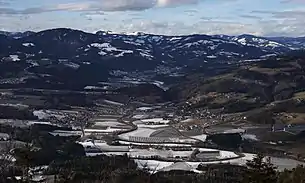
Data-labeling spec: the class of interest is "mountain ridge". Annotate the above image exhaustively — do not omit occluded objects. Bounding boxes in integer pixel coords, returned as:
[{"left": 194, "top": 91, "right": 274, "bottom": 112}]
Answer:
[
  {"left": 2, "top": 27, "right": 305, "bottom": 65},
  {"left": 1, "top": 28, "right": 305, "bottom": 90},
  {"left": 2, "top": 28, "right": 305, "bottom": 39}
]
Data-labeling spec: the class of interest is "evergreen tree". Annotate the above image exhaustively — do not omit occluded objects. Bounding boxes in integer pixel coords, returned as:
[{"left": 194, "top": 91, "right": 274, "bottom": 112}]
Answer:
[{"left": 242, "top": 154, "right": 278, "bottom": 183}]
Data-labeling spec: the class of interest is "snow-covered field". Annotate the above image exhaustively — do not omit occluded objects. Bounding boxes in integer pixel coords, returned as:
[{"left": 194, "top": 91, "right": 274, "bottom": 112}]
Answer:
[
  {"left": 119, "top": 122, "right": 198, "bottom": 144},
  {"left": 84, "top": 128, "right": 123, "bottom": 133},
  {"left": 98, "top": 115, "right": 123, "bottom": 118},
  {"left": 49, "top": 130, "right": 82, "bottom": 137},
  {"left": 223, "top": 128, "right": 246, "bottom": 134},
  {"left": 86, "top": 152, "right": 128, "bottom": 156},
  {"left": 268, "top": 157, "right": 305, "bottom": 171},
  {"left": 135, "top": 159, "right": 204, "bottom": 173},
  {"left": 119, "top": 128, "right": 156, "bottom": 140},
  {"left": 33, "top": 110, "right": 65, "bottom": 120},
  {"left": 218, "top": 150, "right": 239, "bottom": 159},
  {"left": 136, "top": 107, "right": 153, "bottom": 111},
  {"left": 84, "top": 86, "right": 106, "bottom": 90},
  {"left": 79, "top": 141, "right": 129, "bottom": 152},
  {"left": 129, "top": 149, "right": 173, "bottom": 158},
  {"left": 94, "top": 118, "right": 119, "bottom": 121},
  {"left": 135, "top": 159, "right": 173, "bottom": 172},
  {"left": 134, "top": 152, "right": 249, "bottom": 173},
  {"left": 118, "top": 141, "right": 193, "bottom": 147},
  {"left": 132, "top": 114, "right": 149, "bottom": 119},
  {"left": 242, "top": 134, "right": 258, "bottom": 141},
  {"left": 129, "top": 149, "right": 193, "bottom": 159},
  {"left": 80, "top": 138, "right": 304, "bottom": 172},
  {"left": 137, "top": 124, "right": 169, "bottom": 128},
  {"left": 87, "top": 117, "right": 131, "bottom": 133},
  {"left": 160, "top": 162, "right": 199, "bottom": 172},
  {"left": 141, "top": 118, "right": 170, "bottom": 124},
  {"left": 190, "top": 134, "right": 207, "bottom": 142},
  {"left": 85, "top": 147, "right": 193, "bottom": 159},
  {"left": 133, "top": 120, "right": 169, "bottom": 128},
  {"left": 181, "top": 118, "right": 195, "bottom": 123},
  {"left": 0, "top": 103, "right": 29, "bottom": 108},
  {"left": 93, "top": 121, "right": 126, "bottom": 127},
  {"left": 28, "top": 121, "right": 52, "bottom": 125},
  {"left": 103, "top": 99, "right": 124, "bottom": 106}
]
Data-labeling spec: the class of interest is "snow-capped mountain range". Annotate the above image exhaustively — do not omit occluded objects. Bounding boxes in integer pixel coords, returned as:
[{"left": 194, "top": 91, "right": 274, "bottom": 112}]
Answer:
[
  {"left": 1, "top": 28, "right": 305, "bottom": 67},
  {"left": 0, "top": 28, "right": 305, "bottom": 89}
]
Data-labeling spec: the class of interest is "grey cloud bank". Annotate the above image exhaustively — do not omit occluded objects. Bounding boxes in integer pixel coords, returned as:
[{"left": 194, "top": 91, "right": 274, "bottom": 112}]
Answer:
[{"left": 0, "top": 0, "right": 200, "bottom": 15}]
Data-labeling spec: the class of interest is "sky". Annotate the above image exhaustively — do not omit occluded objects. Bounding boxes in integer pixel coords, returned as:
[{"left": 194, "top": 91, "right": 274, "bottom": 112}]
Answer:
[{"left": 1, "top": 0, "right": 305, "bottom": 36}]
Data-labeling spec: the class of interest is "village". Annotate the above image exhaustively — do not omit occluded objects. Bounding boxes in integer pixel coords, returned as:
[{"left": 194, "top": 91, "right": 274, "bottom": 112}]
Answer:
[
  {"left": 23, "top": 97, "right": 302, "bottom": 173},
  {"left": 0, "top": 88, "right": 304, "bottom": 179}
]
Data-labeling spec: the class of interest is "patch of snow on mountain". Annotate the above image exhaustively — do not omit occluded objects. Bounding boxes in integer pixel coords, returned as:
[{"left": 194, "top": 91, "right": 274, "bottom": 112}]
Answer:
[
  {"left": 150, "top": 36, "right": 162, "bottom": 42},
  {"left": 152, "top": 80, "right": 165, "bottom": 89},
  {"left": 64, "top": 62, "right": 80, "bottom": 69},
  {"left": 252, "top": 38, "right": 267, "bottom": 44},
  {"left": 211, "top": 39, "right": 224, "bottom": 43},
  {"left": 125, "top": 31, "right": 145, "bottom": 36},
  {"left": 208, "top": 44, "right": 219, "bottom": 50},
  {"left": 135, "top": 39, "right": 145, "bottom": 44},
  {"left": 91, "top": 43, "right": 112, "bottom": 50},
  {"left": 265, "top": 41, "right": 284, "bottom": 48},
  {"left": 219, "top": 51, "right": 240, "bottom": 56},
  {"left": 236, "top": 38, "right": 247, "bottom": 45},
  {"left": 181, "top": 40, "right": 212, "bottom": 48},
  {"left": 192, "top": 51, "right": 206, "bottom": 56},
  {"left": 140, "top": 52, "right": 154, "bottom": 60},
  {"left": 207, "top": 55, "right": 217, "bottom": 59},
  {"left": 124, "top": 40, "right": 142, "bottom": 46},
  {"left": 115, "top": 50, "right": 133, "bottom": 57},
  {"left": 90, "top": 42, "right": 133, "bottom": 57},
  {"left": 98, "top": 50, "right": 107, "bottom": 55},
  {"left": 260, "top": 54, "right": 277, "bottom": 58},
  {"left": 103, "top": 99, "right": 124, "bottom": 106},
  {"left": 22, "top": 43, "right": 35, "bottom": 47},
  {"left": 9, "top": 55, "right": 20, "bottom": 61},
  {"left": 169, "top": 37, "right": 182, "bottom": 41}
]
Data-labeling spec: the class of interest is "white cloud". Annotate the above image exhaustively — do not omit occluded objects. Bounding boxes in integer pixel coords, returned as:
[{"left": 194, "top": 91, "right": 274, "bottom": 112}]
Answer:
[
  {"left": 96, "top": 0, "right": 155, "bottom": 11},
  {"left": 156, "top": 0, "right": 199, "bottom": 7},
  {"left": 55, "top": 3, "right": 92, "bottom": 11}
]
